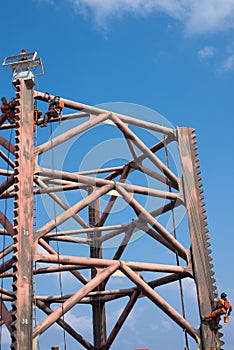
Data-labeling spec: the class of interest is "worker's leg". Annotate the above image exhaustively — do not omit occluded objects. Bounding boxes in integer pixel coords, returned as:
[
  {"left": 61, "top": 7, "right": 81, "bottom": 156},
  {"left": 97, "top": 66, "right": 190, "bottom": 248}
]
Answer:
[
  {"left": 0, "top": 114, "right": 7, "bottom": 127},
  {"left": 205, "top": 309, "right": 223, "bottom": 321},
  {"left": 7, "top": 112, "right": 16, "bottom": 124},
  {"left": 41, "top": 112, "right": 49, "bottom": 127},
  {"left": 34, "top": 110, "right": 42, "bottom": 125}
]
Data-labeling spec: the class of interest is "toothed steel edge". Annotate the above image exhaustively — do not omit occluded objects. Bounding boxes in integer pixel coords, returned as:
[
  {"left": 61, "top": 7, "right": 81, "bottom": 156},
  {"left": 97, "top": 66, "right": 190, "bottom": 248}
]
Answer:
[
  {"left": 11, "top": 79, "right": 21, "bottom": 348},
  {"left": 190, "top": 129, "right": 224, "bottom": 346}
]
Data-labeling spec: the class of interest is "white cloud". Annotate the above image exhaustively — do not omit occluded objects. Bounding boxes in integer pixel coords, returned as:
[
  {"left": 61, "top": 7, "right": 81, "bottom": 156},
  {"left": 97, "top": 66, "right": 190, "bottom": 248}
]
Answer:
[
  {"left": 64, "top": 312, "right": 92, "bottom": 332},
  {"left": 68, "top": 0, "right": 234, "bottom": 34},
  {"left": 222, "top": 54, "right": 234, "bottom": 71},
  {"left": 198, "top": 46, "right": 215, "bottom": 59},
  {"left": 151, "top": 319, "right": 172, "bottom": 331}
]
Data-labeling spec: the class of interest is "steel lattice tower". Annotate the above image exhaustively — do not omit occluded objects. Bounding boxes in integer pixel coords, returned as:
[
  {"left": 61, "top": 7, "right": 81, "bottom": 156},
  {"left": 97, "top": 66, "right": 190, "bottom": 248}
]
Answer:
[{"left": 0, "top": 52, "right": 224, "bottom": 350}]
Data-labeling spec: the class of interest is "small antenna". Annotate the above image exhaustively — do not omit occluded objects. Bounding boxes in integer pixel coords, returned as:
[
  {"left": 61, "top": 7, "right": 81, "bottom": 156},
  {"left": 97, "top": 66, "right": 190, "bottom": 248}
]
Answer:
[{"left": 2, "top": 49, "right": 44, "bottom": 83}]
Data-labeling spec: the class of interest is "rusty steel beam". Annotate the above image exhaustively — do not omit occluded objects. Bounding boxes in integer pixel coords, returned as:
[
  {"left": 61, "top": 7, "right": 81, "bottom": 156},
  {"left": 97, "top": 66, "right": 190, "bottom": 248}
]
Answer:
[
  {"left": 34, "top": 289, "right": 132, "bottom": 305},
  {"left": 38, "top": 166, "right": 179, "bottom": 200},
  {"left": 112, "top": 225, "right": 135, "bottom": 261},
  {"left": 0, "top": 211, "right": 15, "bottom": 236},
  {"left": 38, "top": 167, "right": 116, "bottom": 186},
  {"left": 34, "top": 177, "right": 88, "bottom": 228},
  {"left": 34, "top": 90, "right": 174, "bottom": 135},
  {"left": 0, "top": 76, "right": 220, "bottom": 350},
  {"left": 36, "top": 299, "right": 95, "bottom": 350},
  {"left": 33, "top": 182, "right": 87, "bottom": 195},
  {"left": 177, "top": 127, "right": 222, "bottom": 349},
  {"left": 0, "top": 112, "right": 89, "bottom": 130},
  {"left": 46, "top": 224, "right": 128, "bottom": 238},
  {"left": 36, "top": 111, "right": 89, "bottom": 125},
  {"left": 116, "top": 183, "right": 189, "bottom": 261},
  {"left": 35, "top": 253, "right": 189, "bottom": 274},
  {"left": 1, "top": 264, "right": 86, "bottom": 277},
  {"left": 76, "top": 165, "right": 124, "bottom": 176},
  {"left": 109, "top": 113, "right": 179, "bottom": 187},
  {"left": 46, "top": 236, "right": 90, "bottom": 244},
  {"left": 0, "top": 136, "right": 16, "bottom": 154},
  {"left": 88, "top": 190, "right": 107, "bottom": 349},
  {"left": 148, "top": 271, "right": 189, "bottom": 289},
  {"left": 135, "top": 221, "right": 180, "bottom": 254},
  {"left": 0, "top": 258, "right": 15, "bottom": 274},
  {"left": 37, "top": 238, "right": 89, "bottom": 285},
  {"left": 0, "top": 244, "right": 14, "bottom": 260},
  {"left": 98, "top": 165, "right": 130, "bottom": 227},
  {"left": 135, "top": 163, "right": 172, "bottom": 186},
  {"left": 35, "top": 112, "right": 111, "bottom": 155},
  {"left": 0, "top": 300, "right": 12, "bottom": 332},
  {"left": 105, "top": 289, "right": 141, "bottom": 349},
  {"left": 0, "top": 169, "right": 14, "bottom": 176},
  {"left": 0, "top": 174, "right": 15, "bottom": 195},
  {"left": 98, "top": 201, "right": 178, "bottom": 245},
  {"left": 33, "top": 263, "right": 120, "bottom": 338},
  {"left": 0, "top": 150, "right": 15, "bottom": 168},
  {"left": 0, "top": 288, "right": 14, "bottom": 298},
  {"left": 34, "top": 183, "right": 114, "bottom": 241},
  {"left": 120, "top": 263, "right": 200, "bottom": 343},
  {"left": 10, "top": 79, "right": 34, "bottom": 350}
]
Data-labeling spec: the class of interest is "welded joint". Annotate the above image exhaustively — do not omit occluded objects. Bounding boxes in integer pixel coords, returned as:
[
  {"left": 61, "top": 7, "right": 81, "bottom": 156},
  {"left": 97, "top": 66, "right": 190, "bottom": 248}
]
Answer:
[
  {"left": 184, "top": 266, "right": 194, "bottom": 278},
  {"left": 33, "top": 153, "right": 39, "bottom": 171},
  {"left": 185, "top": 251, "right": 193, "bottom": 278},
  {"left": 195, "top": 333, "right": 202, "bottom": 350},
  {"left": 128, "top": 160, "right": 142, "bottom": 170},
  {"left": 176, "top": 178, "right": 185, "bottom": 203},
  {"left": 168, "top": 129, "right": 177, "bottom": 141}
]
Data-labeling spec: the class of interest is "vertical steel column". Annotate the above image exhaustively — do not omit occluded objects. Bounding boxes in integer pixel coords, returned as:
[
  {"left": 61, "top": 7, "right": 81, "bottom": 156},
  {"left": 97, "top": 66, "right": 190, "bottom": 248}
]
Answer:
[
  {"left": 88, "top": 188, "right": 107, "bottom": 349},
  {"left": 11, "top": 79, "right": 34, "bottom": 350},
  {"left": 177, "top": 127, "right": 222, "bottom": 350}
]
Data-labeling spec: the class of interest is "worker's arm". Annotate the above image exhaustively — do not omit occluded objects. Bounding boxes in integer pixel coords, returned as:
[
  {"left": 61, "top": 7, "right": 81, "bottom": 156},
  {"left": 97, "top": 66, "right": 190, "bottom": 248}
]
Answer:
[{"left": 215, "top": 299, "right": 222, "bottom": 309}]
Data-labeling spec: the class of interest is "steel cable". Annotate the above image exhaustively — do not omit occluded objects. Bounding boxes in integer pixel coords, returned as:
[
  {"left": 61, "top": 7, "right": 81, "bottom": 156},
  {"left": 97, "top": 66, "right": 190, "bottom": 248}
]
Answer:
[{"left": 163, "top": 136, "right": 189, "bottom": 349}]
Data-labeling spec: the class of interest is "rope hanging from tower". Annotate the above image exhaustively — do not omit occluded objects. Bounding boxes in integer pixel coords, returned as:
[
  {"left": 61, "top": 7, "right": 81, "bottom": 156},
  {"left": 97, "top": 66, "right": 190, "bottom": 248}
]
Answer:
[{"left": 163, "top": 136, "right": 189, "bottom": 350}]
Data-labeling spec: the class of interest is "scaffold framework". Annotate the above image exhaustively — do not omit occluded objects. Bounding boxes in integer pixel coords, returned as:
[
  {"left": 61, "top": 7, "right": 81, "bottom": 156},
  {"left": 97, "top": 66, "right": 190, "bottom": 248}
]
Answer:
[{"left": 0, "top": 52, "right": 223, "bottom": 350}]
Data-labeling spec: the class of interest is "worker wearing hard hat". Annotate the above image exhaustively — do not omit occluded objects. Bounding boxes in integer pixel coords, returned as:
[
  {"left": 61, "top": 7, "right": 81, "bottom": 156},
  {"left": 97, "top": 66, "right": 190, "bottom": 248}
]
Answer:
[
  {"left": 204, "top": 292, "right": 232, "bottom": 324},
  {"left": 0, "top": 96, "right": 18, "bottom": 125},
  {"left": 41, "top": 95, "right": 64, "bottom": 127}
]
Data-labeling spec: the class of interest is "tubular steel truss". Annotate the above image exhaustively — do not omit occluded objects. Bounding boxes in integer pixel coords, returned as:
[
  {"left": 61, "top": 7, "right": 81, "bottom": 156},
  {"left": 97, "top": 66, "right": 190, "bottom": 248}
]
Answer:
[{"left": 0, "top": 78, "right": 223, "bottom": 350}]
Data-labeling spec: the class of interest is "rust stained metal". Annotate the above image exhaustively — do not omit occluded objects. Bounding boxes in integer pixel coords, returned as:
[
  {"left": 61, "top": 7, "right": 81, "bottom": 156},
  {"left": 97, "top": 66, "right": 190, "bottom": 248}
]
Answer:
[
  {"left": 0, "top": 84, "right": 221, "bottom": 350},
  {"left": 0, "top": 211, "right": 15, "bottom": 236},
  {"left": 0, "top": 150, "right": 15, "bottom": 168},
  {"left": 109, "top": 113, "right": 178, "bottom": 187},
  {"left": 35, "top": 253, "right": 189, "bottom": 274},
  {"left": 36, "top": 299, "right": 95, "bottom": 350},
  {"left": 33, "top": 262, "right": 120, "bottom": 338},
  {"left": 34, "top": 90, "right": 174, "bottom": 135},
  {"left": 120, "top": 263, "right": 199, "bottom": 342},
  {"left": 34, "top": 183, "right": 114, "bottom": 241},
  {"left": 0, "top": 174, "right": 15, "bottom": 196},
  {"left": 0, "top": 300, "right": 12, "bottom": 332},
  {"left": 0, "top": 136, "right": 16, "bottom": 154},
  {"left": 35, "top": 112, "right": 111, "bottom": 155},
  {"left": 105, "top": 289, "right": 141, "bottom": 349},
  {"left": 177, "top": 127, "right": 223, "bottom": 349},
  {"left": 116, "top": 183, "right": 189, "bottom": 261},
  {"left": 10, "top": 79, "right": 35, "bottom": 350},
  {"left": 88, "top": 190, "right": 107, "bottom": 348}
]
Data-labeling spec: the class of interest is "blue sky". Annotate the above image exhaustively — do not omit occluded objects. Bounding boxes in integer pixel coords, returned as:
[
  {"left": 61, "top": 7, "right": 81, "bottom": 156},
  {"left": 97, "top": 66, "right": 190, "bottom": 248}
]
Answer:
[{"left": 1, "top": 0, "right": 234, "bottom": 349}]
